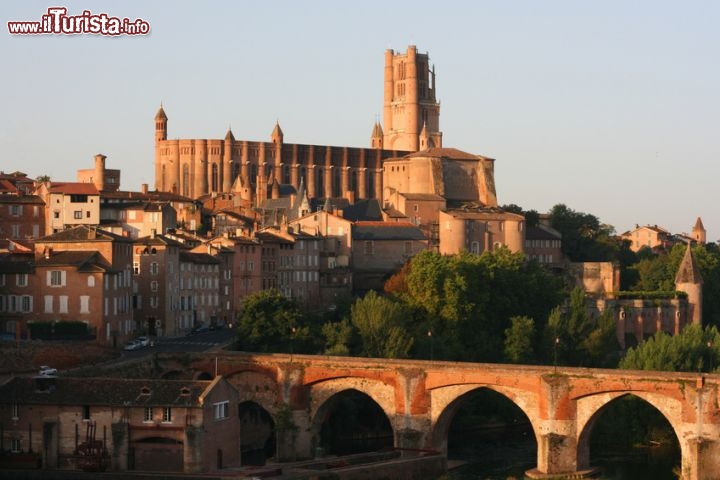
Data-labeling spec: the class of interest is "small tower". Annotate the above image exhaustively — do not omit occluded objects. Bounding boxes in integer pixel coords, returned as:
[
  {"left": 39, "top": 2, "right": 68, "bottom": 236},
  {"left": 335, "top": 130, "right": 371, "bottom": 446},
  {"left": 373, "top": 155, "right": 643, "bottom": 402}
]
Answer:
[
  {"left": 155, "top": 104, "right": 167, "bottom": 143},
  {"left": 270, "top": 174, "right": 280, "bottom": 200},
  {"left": 675, "top": 244, "right": 703, "bottom": 325},
  {"left": 371, "top": 122, "right": 384, "bottom": 149},
  {"left": 419, "top": 122, "right": 429, "bottom": 150},
  {"left": 93, "top": 153, "right": 106, "bottom": 192},
  {"left": 271, "top": 121, "right": 284, "bottom": 144},
  {"left": 692, "top": 217, "right": 706, "bottom": 244}
]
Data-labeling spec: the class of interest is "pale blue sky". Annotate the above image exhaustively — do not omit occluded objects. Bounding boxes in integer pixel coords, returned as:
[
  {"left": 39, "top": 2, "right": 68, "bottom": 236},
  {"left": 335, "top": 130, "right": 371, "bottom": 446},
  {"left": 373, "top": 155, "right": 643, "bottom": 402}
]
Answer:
[{"left": 2, "top": 1, "right": 719, "bottom": 241}]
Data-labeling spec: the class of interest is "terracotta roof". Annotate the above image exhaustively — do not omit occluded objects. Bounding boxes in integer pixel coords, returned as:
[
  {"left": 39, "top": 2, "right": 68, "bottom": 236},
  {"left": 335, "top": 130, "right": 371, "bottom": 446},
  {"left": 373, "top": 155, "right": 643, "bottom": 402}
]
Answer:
[
  {"left": 404, "top": 147, "right": 493, "bottom": 161},
  {"left": 35, "top": 250, "right": 111, "bottom": 272},
  {"left": 0, "top": 194, "right": 44, "bottom": 205},
  {"left": 48, "top": 182, "right": 99, "bottom": 195},
  {"left": 255, "top": 229, "right": 294, "bottom": 244},
  {"left": 0, "top": 377, "right": 212, "bottom": 407},
  {"left": 694, "top": 217, "right": 705, "bottom": 231},
  {"left": 38, "top": 225, "right": 131, "bottom": 243}
]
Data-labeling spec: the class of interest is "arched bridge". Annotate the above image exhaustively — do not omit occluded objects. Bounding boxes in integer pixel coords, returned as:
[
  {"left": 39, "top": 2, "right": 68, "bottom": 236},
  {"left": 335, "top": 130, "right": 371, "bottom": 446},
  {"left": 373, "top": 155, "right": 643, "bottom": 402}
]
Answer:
[{"left": 175, "top": 352, "right": 720, "bottom": 479}]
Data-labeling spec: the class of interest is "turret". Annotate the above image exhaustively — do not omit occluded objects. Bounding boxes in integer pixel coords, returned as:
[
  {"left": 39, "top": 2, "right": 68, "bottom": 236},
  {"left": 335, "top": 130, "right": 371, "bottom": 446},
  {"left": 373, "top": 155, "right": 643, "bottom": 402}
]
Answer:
[
  {"left": 692, "top": 217, "right": 706, "bottom": 244},
  {"left": 371, "top": 122, "right": 384, "bottom": 149},
  {"left": 675, "top": 244, "right": 703, "bottom": 325},
  {"left": 419, "top": 122, "right": 429, "bottom": 150},
  {"left": 155, "top": 104, "right": 167, "bottom": 143},
  {"left": 271, "top": 121, "right": 284, "bottom": 144}
]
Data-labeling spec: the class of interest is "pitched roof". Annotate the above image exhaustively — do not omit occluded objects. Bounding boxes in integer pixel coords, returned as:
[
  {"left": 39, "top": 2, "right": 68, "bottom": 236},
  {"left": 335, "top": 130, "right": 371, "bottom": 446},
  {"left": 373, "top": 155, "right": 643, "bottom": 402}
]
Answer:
[
  {"left": 35, "top": 250, "right": 111, "bottom": 272},
  {"left": 693, "top": 217, "right": 705, "bottom": 231},
  {"left": 48, "top": 182, "right": 99, "bottom": 195},
  {"left": 352, "top": 222, "right": 426, "bottom": 241},
  {"left": 37, "top": 225, "right": 131, "bottom": 243},
  {"left": 343, "top": 199, "right": 383, "bottom": 221},
  {"left": 179, "top": 250, "right": 221, "bottom": 264},
  {"left": 675, "top": 245, "right": 703, "bottom": 284},
  {"left": 0, "top": 377, "right": 212, "bottom": 407},
  {"left": 0, "top": 194, "right": 44, "bottom": 205}
]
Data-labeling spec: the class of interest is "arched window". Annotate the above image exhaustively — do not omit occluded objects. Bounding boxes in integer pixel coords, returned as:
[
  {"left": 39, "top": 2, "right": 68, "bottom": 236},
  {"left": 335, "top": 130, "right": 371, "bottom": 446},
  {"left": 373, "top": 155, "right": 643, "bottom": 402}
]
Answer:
[
  {"left": 211, "top": 163, "right": 219, "bottom": 192},
  {"left": 182, "top": 164, "right": 190, "bottom": 197}
]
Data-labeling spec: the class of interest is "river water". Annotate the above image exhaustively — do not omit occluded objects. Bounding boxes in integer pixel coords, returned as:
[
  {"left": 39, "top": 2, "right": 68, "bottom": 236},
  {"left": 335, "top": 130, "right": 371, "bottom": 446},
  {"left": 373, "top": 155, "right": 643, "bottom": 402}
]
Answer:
[{"left": 442, "top": 434, "right": 680, "bottom": 480}]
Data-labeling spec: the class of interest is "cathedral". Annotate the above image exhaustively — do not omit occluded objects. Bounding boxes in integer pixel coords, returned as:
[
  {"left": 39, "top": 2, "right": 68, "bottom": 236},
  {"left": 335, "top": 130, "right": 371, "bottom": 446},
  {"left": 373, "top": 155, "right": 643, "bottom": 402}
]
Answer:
[{"left": 153, "top": 46, "right": 444, "bottom": 205}]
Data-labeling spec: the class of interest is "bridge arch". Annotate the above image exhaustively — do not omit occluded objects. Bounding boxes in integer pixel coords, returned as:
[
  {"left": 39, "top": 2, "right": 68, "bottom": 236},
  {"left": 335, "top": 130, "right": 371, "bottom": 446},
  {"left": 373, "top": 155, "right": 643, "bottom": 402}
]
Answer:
[
  {"left": 307, "top": 377, "right": 396, "bottom": 453},
  {"left": 429, "top": 383, "right": 541, "bottom": 454},
  {"left": 224, "top": 369, "right": 279, "bottom": 416},
  {"left": 575, "top": 390, "right": 684, "bottom": 473}
]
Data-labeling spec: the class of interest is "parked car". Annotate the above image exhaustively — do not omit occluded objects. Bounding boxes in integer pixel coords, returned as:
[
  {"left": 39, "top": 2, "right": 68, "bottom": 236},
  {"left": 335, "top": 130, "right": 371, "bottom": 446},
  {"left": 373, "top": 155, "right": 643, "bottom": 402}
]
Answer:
[
  {"left": 136, "top": 336, "right": 150, "bottom": 347},
  {"left": 39, "top": 365, "right": 58, "bottom": 376},
  {"left": 190, "top": 323, "right": 209, "bottom": 335},
  {"left": 123, "top": 340, "right": 141, "bottom": 351}
]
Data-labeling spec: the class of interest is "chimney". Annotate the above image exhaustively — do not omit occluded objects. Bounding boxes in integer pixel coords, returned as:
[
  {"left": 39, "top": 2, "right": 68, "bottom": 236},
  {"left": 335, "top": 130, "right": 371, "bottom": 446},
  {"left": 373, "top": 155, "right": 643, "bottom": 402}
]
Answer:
[
  {"left": 94, "top": 154, "right": 106, "bottom": 192},
  {"left": 150, "top": 229, "right": 156, "bottom": 238},
  {"left": 141, "top": 183, "right": 148, "bottom": 194}
]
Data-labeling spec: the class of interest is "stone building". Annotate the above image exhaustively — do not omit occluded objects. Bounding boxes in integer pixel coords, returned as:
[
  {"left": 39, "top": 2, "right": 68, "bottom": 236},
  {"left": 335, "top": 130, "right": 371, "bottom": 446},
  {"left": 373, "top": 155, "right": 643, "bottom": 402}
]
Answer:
[
  {"left": 76, "top": 153, "right": 121, "bottom": 193},
  {"left": 0, "top": 376, "right": 241, "bottom": 473}
]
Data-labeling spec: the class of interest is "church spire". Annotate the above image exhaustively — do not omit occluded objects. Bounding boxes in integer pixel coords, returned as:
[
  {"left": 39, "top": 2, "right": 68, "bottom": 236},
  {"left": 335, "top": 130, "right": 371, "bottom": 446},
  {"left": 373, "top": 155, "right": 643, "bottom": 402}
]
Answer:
[{"left": 271, "top": 120, "right": 284, "bottom": 144}]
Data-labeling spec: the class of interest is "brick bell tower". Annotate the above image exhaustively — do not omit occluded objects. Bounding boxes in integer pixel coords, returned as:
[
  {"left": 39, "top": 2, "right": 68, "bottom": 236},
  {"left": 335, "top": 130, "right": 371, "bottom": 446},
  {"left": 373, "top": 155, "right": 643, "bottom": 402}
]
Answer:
[{"left": 382, "top": 45, "right": 442, "bottom": 152}]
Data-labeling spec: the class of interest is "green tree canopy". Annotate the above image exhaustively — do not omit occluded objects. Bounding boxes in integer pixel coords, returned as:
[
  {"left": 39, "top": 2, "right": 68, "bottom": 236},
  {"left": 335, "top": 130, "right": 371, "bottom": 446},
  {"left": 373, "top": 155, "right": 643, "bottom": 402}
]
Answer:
[
  {"left": 235, "top": 289, "right": 311, "bottom": 353},
  {"left": 350, "top": 290, "right": 414, "bottom": 358},
  {"left": 620, "top": 324, "right": 720, "bottom": 372}
]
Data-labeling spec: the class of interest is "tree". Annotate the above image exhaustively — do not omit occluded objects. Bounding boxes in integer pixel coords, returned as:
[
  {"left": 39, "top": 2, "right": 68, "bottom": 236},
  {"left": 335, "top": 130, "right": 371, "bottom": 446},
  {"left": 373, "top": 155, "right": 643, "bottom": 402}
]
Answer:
[
  {"left": 321, "top": 319, "right": 354, "bottom": 356},
  {"left": 504, "top": 316, "right": 536, "bottom": 363},
  {"left": 548, "top": 204, "right": 620, "bottom": 262},
  {"left": 543, "top": 287, "right": 620, "bottom": 367},
  {"left": 350, "top": 291, "right": 413, "bottom": 358},
  {"left": 620, "top": 324, "right": 720, "bottom": 372},
  {"left": 235, "top": 289, "right": 310, "bottom": 353}
]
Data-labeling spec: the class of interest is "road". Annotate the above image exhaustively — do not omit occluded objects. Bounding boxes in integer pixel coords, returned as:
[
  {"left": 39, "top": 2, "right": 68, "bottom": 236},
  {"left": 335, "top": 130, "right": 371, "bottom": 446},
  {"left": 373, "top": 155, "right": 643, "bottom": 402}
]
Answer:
[{"left": 120, "top": 328, "right": 237, "bottom": 359}]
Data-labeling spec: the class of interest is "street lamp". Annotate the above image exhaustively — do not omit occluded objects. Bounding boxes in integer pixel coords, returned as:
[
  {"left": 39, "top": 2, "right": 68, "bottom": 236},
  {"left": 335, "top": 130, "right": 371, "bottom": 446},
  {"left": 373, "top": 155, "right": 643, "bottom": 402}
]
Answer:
[
  {"left": 553, "top": 336, "right": 560, "bottom": 373},
  {"left": 427, "top": 330, "right": 433, "bottom": 361},
  {"left": 290, "top": 326, "right": 297, "bottom": 362}
]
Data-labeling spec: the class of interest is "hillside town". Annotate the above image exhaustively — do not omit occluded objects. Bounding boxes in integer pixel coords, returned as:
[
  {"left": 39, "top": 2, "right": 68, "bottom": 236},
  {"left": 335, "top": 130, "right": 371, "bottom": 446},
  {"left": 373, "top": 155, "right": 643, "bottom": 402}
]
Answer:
[{"left": 0, "top": 43, "right": 716, "bottom": 479}]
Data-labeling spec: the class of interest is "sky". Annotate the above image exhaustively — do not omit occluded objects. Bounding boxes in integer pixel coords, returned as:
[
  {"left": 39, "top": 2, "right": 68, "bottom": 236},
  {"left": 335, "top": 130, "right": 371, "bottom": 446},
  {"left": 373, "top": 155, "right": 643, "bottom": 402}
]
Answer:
[{"left": 2, "top": 1, "right": 719, "bottom": 241}]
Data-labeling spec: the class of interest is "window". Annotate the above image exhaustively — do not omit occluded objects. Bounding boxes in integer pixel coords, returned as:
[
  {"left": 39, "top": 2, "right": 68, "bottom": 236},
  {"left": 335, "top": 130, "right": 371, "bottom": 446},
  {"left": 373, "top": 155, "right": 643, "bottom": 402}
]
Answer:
[
  {"left": 87, "top": 276, "right": 95, "bottom": 287},
  {"left": 16, "top": 273, "right": 27, "bottom": 287},
  {"left": 151, "top": 281, "right": 159, "bottom": 292},
  {"left": 364, "top": 241, "right": 374, "bottom": 255},
  {"left": 74, "top": 210, "right": 83, "bottom": 219},
  {"left": 10, "top": 205, "right": 20, "bottom": 216},
  {"left": 144, "top": 407, "right": 154, "bottom": 422},
  {"left": 150, "top": 262, "right": 159, "bottom": 275},
  {"left": 214, "top": 401, "right": 229, "bottom": 420},
  {"left": 11, "top": 403, "right": 19, "bottom": 419},
  {"left": 11, "top": 224, "right": 20, "bottom": 237},
  {"left": 10, "top": 439, "right": 20, "bottom": 453},
  {"left": 82, "top": 405, "right": 91, "bottom": 421},
  {"left": 21, "top": 295, "right": 32, "bottom": 313},
  {"left": 48, "top": 270, "right": 66, "bottom": 287},
  {"left": 80, "top": 295, "right": 90, "bottom": 314},
  {"left": 44, "top": 295, "right": 53, "bottom": 313},
  {"left": 133, "top": 262, "right": 140, "bottom": 275},
  {"left": 53, "top": 210, "right": 60, "bottom": 219},
  {"left": 162, "top": 407, "right": 172, "bottom": 423},
  {"left": 59, "top": 296, "right": 68, "bottom": 313}
]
